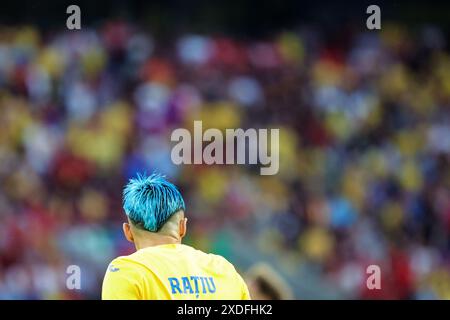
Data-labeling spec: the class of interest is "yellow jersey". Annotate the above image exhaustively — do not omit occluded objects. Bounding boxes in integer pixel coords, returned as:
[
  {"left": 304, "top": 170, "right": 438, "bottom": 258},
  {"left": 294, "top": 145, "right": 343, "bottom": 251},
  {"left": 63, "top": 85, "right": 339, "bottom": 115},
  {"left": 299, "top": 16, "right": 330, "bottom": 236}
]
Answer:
[{"left": 102, "top": 243, "right": 251, "bottom": 300}]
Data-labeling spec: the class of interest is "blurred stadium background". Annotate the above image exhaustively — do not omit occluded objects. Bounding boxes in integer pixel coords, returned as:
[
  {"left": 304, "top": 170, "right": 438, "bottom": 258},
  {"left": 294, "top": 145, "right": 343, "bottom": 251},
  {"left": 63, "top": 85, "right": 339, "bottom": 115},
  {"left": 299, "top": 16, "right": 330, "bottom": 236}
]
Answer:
[{"left": 0, "top": 0, "right": 450, "bottom": 299}]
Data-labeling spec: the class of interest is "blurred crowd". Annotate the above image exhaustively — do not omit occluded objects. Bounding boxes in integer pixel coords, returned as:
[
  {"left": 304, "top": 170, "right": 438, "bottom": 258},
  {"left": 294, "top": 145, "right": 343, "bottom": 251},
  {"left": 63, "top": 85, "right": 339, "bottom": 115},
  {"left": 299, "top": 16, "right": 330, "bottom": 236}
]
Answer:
[{"left": 0, "top": 20, "right": 449, "bottom": 299}]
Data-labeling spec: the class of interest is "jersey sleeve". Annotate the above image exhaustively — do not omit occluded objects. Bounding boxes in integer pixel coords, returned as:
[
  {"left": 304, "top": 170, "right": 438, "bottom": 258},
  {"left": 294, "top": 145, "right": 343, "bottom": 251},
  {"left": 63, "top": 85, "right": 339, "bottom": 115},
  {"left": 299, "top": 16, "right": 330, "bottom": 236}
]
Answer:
[
  {"left": 102, "top": 258, "right": 142, "bottom": 300},
  {"left": 238, "top": 273, "right": 251, "bottom": 300},
  {"left": 216, "top": 255, "right": 252, "bottom": 300}
]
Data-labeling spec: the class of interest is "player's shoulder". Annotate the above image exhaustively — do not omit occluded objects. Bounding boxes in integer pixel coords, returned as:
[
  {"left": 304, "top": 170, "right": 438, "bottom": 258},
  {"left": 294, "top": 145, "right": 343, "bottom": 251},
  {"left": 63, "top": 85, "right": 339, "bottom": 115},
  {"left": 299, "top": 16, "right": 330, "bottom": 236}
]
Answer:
[
  {"left": 105, "top": 253, "right": 148, "bottom": 274},
  {"left": 183, "top": 245, "right": 238, "bottom": 272}
]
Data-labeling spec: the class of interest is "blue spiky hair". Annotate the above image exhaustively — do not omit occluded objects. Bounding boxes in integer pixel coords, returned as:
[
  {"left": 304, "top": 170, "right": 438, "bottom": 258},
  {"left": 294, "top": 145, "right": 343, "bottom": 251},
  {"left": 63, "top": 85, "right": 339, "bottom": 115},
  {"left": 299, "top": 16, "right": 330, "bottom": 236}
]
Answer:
[{"left": 123, "top": 172, "right": 186, "bottom": 232}]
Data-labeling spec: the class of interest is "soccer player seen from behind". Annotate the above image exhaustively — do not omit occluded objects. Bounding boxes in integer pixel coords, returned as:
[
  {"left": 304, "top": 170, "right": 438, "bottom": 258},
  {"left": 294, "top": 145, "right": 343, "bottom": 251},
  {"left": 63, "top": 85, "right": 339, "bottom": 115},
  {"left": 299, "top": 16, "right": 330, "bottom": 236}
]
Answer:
[{"left": 102, "top": 173, "right": 251, "bottom": 300}]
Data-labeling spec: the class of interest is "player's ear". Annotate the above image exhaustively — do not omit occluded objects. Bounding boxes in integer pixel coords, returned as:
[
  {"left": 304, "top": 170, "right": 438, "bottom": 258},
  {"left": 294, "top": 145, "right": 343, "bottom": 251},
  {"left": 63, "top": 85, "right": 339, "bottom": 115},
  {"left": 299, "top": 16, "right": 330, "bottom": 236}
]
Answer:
[
  {"left": 179, "top": 217, "right": 187, "bottom": 239},
  {"left": 123, "top": 222, "right": 134, "bottom": 243}
]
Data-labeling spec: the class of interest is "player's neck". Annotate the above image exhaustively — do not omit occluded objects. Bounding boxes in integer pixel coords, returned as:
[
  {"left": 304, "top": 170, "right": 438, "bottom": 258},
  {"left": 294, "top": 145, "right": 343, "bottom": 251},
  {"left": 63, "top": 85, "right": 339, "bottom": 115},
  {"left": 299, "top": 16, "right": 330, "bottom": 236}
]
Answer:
[{"left": 134, "top": 234, "right": 181, "bottom": 250}]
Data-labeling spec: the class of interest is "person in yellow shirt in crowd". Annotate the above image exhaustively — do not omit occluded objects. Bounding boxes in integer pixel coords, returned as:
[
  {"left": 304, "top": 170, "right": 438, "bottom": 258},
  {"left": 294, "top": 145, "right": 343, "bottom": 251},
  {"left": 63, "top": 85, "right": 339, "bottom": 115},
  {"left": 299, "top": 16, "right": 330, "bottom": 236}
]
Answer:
[{"left": 102, "top": 173, "right": 251, "bottom": 300}]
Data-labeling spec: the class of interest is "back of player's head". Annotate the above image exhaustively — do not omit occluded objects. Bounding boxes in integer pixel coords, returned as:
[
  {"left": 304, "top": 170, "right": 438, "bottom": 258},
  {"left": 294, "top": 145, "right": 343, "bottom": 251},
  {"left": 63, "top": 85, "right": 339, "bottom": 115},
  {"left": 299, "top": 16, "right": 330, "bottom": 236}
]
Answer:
[
  {"left": 246, "top": 263, "right": 294, "bottom": 300},
  {"left": 122, "top": 172, "right": 186, "bottom": 232}
]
